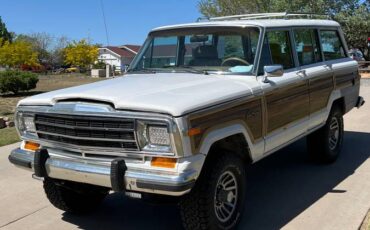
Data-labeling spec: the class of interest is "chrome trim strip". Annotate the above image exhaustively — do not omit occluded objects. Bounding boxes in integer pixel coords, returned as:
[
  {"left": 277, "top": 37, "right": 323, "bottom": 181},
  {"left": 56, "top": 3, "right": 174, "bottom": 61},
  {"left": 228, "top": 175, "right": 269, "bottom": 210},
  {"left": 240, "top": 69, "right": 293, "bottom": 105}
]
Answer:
[
  {"left": 32, "top": 138, "right": 175, "bottom": 157},
  {"left": 35, "top": 120, "right": 135, "bottom": 131},
  {"left": 37, "top": 130, "right": 137, "bottom": 143}
]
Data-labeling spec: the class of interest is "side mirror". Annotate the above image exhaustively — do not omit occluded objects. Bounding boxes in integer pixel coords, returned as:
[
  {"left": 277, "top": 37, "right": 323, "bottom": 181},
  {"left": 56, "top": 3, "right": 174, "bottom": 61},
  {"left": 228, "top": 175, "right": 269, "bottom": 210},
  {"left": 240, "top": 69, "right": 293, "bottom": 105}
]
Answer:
[{"left": 263, "top": 65, "right": 283, "bottom": 83}]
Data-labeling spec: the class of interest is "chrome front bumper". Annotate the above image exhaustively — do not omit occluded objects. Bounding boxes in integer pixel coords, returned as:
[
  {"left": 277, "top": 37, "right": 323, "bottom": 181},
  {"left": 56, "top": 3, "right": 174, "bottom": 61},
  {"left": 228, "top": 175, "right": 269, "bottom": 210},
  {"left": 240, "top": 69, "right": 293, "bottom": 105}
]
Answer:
[{"left": 9, "top": 148, "right": 200, "bottom": 196}]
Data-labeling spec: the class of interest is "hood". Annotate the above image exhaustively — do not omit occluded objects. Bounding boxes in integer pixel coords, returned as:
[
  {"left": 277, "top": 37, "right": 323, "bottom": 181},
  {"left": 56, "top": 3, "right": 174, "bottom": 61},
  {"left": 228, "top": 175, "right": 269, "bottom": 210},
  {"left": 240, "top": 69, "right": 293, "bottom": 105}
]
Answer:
[{"left": 18, "top": 73, "right": 261, "bottom": 117}]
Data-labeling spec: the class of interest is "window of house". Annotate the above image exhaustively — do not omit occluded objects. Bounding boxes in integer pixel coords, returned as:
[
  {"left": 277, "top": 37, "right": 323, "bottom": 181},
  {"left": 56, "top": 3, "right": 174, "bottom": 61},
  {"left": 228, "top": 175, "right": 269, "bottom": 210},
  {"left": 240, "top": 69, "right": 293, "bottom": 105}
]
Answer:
[
  {"left": 294, "top": 29, "right": 322, "bottom": 66},
  {"left": 320, "top": 30, "right": 346, "bottom": 61}
]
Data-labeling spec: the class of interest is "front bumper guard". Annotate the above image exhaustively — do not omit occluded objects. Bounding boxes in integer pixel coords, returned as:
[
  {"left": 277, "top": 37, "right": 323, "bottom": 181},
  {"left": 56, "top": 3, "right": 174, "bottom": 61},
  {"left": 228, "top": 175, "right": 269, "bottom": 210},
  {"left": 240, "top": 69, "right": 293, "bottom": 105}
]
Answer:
[{"left": 9, "top": 148, "right": 196, "bottom": 196}]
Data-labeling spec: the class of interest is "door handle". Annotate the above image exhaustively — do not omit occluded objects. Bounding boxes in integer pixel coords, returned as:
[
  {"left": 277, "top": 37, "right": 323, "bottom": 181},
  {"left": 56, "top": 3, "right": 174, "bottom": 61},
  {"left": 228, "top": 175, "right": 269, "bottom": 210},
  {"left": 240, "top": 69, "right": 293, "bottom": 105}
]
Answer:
[{"left": 296, "top": 70, "right": 306, "bottom": 77}]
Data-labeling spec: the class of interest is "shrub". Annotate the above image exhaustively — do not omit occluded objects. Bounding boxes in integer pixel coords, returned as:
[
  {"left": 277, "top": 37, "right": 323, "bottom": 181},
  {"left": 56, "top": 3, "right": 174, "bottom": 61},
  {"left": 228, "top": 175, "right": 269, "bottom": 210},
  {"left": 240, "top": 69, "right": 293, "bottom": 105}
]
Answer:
[
  {"left": 92, "top": 61, "right": 106, "bottom": 69},
  {"left": 0, "top": 70, "right": 39, "bottom": 94}
]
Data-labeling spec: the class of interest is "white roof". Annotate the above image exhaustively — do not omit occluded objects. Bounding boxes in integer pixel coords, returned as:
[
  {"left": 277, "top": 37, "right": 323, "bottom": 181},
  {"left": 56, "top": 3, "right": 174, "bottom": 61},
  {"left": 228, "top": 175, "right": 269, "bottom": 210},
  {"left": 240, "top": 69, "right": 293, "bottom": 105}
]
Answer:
[{"left": 152, "top": 19, "right": 340, "bottom": 32}]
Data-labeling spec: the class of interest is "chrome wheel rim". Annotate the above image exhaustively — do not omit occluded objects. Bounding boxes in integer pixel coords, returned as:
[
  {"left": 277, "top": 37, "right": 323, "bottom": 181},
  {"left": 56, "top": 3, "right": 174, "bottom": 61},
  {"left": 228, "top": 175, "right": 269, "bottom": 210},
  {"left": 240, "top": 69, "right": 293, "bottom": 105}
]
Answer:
[
  {"left": 329, "top": 117, "right": 340, "bottom": 150},
  {"left": 214, "top": 170, "right": 238, "bottom": 223}
]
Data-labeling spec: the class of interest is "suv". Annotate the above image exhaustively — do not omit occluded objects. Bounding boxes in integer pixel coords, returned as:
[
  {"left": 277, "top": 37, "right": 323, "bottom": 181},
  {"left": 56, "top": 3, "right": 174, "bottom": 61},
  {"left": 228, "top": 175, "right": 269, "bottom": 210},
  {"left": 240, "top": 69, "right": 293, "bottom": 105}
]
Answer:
[{"left": 9, "top": 13, "right": 365, "bottom": 229}]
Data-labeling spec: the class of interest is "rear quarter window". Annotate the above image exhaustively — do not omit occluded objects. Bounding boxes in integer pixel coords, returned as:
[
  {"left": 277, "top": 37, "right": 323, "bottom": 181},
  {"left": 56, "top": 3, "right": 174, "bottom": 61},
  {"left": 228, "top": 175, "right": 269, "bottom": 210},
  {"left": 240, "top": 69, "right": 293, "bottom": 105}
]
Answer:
[{"left": 320, "top": 30, "right": 346, "bottom": 61}]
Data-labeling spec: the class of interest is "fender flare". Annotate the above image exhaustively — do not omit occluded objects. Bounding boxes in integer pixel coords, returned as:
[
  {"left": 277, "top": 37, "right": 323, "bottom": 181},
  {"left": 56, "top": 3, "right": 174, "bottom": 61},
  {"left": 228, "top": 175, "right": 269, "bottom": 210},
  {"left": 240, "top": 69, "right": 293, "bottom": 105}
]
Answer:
[{"left": 198, "top": 122, "right": 261, "bottom": 161}]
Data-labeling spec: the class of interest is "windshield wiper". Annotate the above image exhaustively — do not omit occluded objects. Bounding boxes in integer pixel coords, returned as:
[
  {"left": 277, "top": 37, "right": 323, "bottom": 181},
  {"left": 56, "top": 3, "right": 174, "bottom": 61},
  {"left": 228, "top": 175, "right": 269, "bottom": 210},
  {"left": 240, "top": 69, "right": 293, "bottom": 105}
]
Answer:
[
  {"left": 176, "top": 65, "right": 209, "bottom": 75},
  {"left": 127, "top": 66, "right": 212, "bottom": 75}
]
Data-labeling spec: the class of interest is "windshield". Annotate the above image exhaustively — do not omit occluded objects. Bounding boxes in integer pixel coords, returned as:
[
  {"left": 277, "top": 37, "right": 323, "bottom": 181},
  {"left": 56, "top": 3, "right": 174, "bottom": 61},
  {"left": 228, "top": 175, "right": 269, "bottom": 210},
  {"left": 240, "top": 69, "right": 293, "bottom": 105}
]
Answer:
[{"left": 128, "top": 27, "right": 260, "bottom": 75}]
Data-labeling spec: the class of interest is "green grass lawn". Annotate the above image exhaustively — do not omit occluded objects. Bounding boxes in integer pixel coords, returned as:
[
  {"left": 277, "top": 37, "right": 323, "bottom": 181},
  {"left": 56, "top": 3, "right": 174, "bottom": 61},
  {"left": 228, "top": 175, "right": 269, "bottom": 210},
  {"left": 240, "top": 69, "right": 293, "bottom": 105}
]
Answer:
[
  {"left": 0, "top": 73, "right": 106, "bottom": 147},
  {"left": 0, "top": 127, "right": 19, "bottom": 146}
]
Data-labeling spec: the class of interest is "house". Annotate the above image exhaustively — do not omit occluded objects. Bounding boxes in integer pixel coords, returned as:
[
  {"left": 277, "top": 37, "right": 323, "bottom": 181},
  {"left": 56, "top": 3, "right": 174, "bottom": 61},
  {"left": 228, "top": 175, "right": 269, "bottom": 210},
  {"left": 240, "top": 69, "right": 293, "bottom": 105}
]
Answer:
[{"left": 97, "top": 45, "right": 140, "bottom": 73}]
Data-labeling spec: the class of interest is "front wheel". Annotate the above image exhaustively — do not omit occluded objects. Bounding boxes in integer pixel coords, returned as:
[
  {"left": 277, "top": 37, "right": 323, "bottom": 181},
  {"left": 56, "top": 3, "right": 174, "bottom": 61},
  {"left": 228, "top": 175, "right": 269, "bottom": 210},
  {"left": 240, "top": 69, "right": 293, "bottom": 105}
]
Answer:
[
  {"left": 179, "top": 153, "right": 246, "bottom": 230},
  {"left": 307, "top": 106, "right": 344, "bottom": 163}
]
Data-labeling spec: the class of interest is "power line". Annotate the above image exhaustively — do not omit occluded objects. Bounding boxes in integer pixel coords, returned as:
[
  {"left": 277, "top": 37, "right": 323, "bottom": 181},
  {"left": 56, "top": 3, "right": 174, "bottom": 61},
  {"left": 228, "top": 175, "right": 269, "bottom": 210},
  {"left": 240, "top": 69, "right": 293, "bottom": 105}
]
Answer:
[{"left": 100, "top": 0, "right": 110, "bottom": 46}]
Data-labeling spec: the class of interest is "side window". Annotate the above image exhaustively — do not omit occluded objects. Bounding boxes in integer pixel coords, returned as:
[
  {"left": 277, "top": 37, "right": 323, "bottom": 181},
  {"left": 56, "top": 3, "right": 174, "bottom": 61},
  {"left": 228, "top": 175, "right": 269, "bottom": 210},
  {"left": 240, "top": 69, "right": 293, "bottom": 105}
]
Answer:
[
  {"left": 294, "top": 29, "right": 322, "bottom": 66},
  {"left": 259, "top": 30, "right": 294, "bottom": 73},
  {"left": 320, "top": 30, "right": 346, "bottom": 61}
]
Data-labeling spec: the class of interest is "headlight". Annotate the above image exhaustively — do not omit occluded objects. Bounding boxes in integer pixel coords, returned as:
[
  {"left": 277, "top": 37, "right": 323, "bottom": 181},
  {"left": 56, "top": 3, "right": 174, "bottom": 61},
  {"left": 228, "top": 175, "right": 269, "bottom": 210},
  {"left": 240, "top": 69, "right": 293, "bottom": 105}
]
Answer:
[
  {"left": 15, "top": 112, "right": 37, "bottom": 137},
  {"left": 148, "top": 125, "right": 170, "bottom": 145},
  {"left": 137, "top": 120, "right": 172, "bottom": 152}
]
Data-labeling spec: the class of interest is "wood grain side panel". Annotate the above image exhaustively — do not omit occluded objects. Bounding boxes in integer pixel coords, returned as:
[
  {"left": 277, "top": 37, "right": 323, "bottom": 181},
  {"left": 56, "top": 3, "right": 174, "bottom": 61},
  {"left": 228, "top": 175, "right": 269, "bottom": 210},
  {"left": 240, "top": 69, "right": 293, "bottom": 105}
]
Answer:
[
  {"left": 189, "top": 97, "right": 263, "bottom": 153},
  {"left": 266, "top": 81, "right": 310, "bottom": 133},
  {"left": 309, "top": 75, "right": 334, "bottom": 113},
  {"left": 335, "top": 72, "right": 355, "bottom": 89}
]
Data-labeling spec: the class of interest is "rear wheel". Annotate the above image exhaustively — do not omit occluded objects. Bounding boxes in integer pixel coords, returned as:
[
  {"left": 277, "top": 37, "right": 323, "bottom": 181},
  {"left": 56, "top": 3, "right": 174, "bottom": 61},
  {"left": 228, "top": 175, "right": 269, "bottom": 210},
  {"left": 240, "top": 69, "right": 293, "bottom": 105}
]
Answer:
[
  {"left": 307, "top": 106, "right": 344, "bottom": 163},
  {"left": 43, "top": 178, "right": 109, "bottom": 213},
  {"left": 179, "top": 153, "right": 246, "bottom": 230}
]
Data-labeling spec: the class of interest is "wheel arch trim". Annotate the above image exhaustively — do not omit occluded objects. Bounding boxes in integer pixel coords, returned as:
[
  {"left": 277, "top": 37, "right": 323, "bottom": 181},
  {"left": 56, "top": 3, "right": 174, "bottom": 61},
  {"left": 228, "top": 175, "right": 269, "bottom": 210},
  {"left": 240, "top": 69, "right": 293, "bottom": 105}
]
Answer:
[{"left": 198, "top": 121, "right": 263, "bottom": 161}]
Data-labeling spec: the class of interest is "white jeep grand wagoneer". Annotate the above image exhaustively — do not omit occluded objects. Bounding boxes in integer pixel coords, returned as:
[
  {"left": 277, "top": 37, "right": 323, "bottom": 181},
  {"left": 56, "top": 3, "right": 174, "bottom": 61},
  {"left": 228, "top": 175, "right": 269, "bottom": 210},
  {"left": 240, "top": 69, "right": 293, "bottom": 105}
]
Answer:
[{"left": 9, "top": 12, "right": 365, "bottom": 229}]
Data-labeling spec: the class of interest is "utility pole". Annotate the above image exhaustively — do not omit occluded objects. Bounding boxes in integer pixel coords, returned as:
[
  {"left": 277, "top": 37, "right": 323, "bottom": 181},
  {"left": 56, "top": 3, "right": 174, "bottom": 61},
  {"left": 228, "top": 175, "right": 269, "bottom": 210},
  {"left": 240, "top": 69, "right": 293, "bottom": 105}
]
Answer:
[
  {"left": 100, "top": 0, "right": 110, "bottom": 46},
  {"left": 100, "top": 0, "right": 111, "bottom": 77}
]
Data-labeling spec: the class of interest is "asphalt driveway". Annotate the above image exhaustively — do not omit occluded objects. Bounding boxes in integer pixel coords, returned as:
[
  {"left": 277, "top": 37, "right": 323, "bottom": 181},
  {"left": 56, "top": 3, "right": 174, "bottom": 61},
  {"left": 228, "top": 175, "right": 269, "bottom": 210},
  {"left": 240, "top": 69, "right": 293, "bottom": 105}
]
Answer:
[{"left": 1, "top": 80, "right": 369, "bottom": 230}]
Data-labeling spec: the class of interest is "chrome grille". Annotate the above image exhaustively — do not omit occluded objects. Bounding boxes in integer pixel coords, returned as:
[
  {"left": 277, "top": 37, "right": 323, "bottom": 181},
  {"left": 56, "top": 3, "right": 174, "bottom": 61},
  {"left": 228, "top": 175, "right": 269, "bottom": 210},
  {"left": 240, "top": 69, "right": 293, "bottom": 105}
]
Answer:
[{"left": 34, "top": 114, "right": 138, "bottom": 150}]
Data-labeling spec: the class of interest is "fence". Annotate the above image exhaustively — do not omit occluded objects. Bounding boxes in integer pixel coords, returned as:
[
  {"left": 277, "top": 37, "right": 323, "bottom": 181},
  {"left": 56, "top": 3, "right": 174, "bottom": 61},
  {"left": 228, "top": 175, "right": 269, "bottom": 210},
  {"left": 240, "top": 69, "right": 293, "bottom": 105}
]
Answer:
[{"left": 359, "top": 61, "right": 370, "bottom": 73}]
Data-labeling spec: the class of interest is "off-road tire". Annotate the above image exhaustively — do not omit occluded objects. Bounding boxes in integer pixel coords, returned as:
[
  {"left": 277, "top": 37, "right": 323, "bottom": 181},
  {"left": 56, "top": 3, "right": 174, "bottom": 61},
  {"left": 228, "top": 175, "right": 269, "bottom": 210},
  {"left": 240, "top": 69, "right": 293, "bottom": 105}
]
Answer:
[
  {"left": 179, "top": 153, "right": 246, "bottom": 230},
  {"left": 43, "top": 178, "right": 108, "bottom": 213},
  {"left": 307, "top": 106, "right": 344, "bottom": 163}
]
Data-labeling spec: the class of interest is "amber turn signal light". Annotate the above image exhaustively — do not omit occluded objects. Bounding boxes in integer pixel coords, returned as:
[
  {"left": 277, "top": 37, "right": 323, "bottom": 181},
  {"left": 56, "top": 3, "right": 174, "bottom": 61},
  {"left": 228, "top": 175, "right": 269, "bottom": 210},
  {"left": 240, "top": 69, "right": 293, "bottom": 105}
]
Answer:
[
  {"left": 188, "top": 127, "right": 202, "bottom": 136},
  {"left": 151, "top": 157, "right": 177, "bottom": 168},
  {"left": 24, "top": 141, "right": 40, "bottom": 151}
]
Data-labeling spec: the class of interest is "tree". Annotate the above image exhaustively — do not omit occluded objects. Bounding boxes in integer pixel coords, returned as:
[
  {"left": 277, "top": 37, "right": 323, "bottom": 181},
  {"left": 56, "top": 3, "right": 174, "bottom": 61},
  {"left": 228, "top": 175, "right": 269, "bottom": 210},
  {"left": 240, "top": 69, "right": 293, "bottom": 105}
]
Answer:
[
  {"left": 15, "top": 32, "right": 53, "bottom": 64},
  {"left": 335, "top": 5, "right": 370, "bottom": 59},
  {"left": 15, "top": 33, "right": 69, "bottom": 68},
  {"left": 0, "top": 16, "right": 12, "bottom": 45},
  {"left": 198, "top": 0, "right": 370, "bottom": 59},
  {"left": 198, "top": 0, "right": 361, "bottom": 16},
  {"left": 63, "top": 39, "right": 98, "bottom": 69},
  {"left": 0, "top": 39, "right": 39, "bottom": 68},
  {"left": 50, "top": 36, "right": 69, "bottom": 67}
]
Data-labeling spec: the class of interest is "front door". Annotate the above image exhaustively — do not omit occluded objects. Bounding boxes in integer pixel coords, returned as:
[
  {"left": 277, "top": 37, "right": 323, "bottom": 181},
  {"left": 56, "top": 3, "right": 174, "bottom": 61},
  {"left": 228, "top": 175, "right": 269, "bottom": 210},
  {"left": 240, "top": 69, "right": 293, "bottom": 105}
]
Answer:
[{"left": 258, "top": 29, "right": 310, "bottom": 153}]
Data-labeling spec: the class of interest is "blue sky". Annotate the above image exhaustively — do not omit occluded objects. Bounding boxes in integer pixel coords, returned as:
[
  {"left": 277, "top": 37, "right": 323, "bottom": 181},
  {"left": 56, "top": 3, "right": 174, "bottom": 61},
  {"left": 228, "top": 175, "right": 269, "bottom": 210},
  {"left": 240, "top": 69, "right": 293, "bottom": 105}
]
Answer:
[{"left": 0, "top": 0, "right": 201, "bottom": 46}]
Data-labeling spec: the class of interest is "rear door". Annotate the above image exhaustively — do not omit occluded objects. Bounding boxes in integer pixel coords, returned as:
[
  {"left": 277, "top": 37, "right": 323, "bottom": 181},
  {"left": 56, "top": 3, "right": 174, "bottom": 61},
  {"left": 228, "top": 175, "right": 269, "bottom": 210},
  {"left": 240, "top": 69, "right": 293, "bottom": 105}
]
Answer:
[
  {"left": 319, "top": 29, "right": 359, "bottom": 110},
  {"left": 259, "top": 29, "right": 310, "bottom": 153},
  {"left": 292, "top": 28, "right": 334, "bottom": 129}
]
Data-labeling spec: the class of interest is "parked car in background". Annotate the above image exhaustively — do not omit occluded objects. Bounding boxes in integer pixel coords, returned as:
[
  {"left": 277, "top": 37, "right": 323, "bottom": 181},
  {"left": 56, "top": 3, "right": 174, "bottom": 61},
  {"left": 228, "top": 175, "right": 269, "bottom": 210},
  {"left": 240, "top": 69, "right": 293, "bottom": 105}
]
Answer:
[
  {"left": 9, "top": 12, "right": 365, "bottom": 229},
  {"left": 349, "top": 49, "right": 365, "bottom": 61},
  {"left": 65, "top": 67, "right": 79, "bottom": 73},
  {"left": 51, "top": 68, "right": 65, "bottom": 74}
]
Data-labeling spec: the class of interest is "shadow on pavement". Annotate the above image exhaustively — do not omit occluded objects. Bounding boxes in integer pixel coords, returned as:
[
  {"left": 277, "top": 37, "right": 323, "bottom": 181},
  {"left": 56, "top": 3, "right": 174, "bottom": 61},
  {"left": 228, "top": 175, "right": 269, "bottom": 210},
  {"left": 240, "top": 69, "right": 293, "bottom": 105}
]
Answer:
[{"left": 61, "top": 131, "right": 370, "bottom": 230}]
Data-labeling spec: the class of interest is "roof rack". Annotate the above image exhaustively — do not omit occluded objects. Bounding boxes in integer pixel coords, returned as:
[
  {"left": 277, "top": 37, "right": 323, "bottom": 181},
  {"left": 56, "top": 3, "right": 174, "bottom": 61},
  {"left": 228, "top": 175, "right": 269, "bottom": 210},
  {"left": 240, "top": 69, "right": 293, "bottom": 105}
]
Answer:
[{"left": 197, "top": 12, "right": 330, "bottom": 22}]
